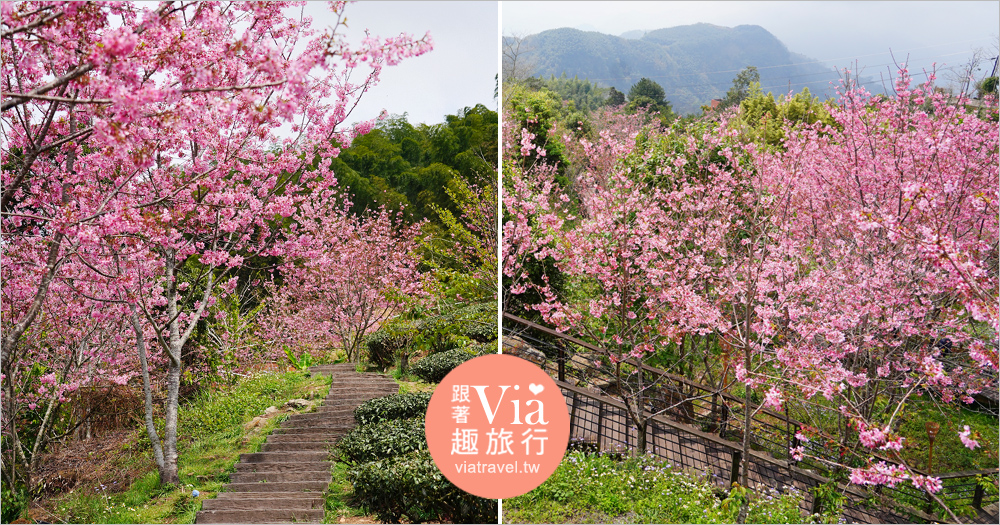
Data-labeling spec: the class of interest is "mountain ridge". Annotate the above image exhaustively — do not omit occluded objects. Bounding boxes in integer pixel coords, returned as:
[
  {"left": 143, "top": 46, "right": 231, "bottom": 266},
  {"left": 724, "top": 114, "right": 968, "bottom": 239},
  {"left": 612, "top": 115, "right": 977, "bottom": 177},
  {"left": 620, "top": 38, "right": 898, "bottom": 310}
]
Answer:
[{"left": 509, "top": 24, "right": 870, "bottom": 115}]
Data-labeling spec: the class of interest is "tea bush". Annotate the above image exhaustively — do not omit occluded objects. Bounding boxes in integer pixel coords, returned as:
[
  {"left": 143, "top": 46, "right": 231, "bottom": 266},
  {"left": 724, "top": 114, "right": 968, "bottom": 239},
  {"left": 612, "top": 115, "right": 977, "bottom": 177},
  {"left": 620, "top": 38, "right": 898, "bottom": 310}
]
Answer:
[
  {"left": 460, "top": 317, "right": 497, "bottom": 342},
  {"left": 337, "top": 418, "right": 426, "bottom": 465},
  {"left": 350, "top": 450, "right": 497, "bottom": 524},
  {"left": 353, "top": 392, "right": 432, "bottom": 426},
  {"left": 410, "top": 348, "right": 476, "bottom": 383},
  {"left": 466, "top": 340, "right": 498, "bottom": 356}
]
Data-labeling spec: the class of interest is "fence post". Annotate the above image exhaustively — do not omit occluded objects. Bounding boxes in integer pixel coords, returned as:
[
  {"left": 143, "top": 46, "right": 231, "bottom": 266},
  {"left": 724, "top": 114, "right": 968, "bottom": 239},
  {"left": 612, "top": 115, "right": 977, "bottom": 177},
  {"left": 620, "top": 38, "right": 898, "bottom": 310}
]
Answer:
[
  {"left": 785, "top": 405, "right": 792, "bottom": 460},
  {"left": 811, "top": 490, "right": 823, "bottom": 515},
  {"left": 711, "top": 392, "right": 719, "bottom": 431},
  {"left": 596, "top": 401, "right": 604, "bottom": 450},
  {"left": 569, "top": 391, "right": 578, "bottom": 422},
  {"left": 719, "top": 404, "right": 730, "bottom": 438},
  {"left": 973, "top": 482, "right": 984, "bottom": 509},
  {"left": 729, "top": 449, "right": 742, "bottom": 487},
  {"left": 558, "top": 344, "right": 565, "bottom": 382}
]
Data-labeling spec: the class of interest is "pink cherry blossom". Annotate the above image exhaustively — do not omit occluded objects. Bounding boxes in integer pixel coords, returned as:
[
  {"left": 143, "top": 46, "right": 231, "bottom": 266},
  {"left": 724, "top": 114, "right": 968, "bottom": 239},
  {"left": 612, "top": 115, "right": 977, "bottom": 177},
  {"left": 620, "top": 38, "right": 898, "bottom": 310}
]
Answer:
[
  {"left": 959, "top": 425, "right": 979, "bottom": 450},
  {"left": 2, "top": 0, "right": 431, "bottom": 488}
]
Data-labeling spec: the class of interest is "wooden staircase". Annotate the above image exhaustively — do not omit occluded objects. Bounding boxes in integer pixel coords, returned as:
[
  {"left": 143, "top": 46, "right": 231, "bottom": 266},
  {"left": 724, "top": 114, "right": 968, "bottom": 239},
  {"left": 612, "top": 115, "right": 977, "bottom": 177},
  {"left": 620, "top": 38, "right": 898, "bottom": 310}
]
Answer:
[{"left": 194, "top": 364, "right": 398, "bottom": 524}]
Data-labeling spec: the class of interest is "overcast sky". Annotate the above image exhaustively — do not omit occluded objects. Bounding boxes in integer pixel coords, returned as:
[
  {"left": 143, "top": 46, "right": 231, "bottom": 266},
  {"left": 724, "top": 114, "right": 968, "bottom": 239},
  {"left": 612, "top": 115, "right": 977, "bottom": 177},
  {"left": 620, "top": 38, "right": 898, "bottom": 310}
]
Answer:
[
  {"left": 503, "top": 1, "right": 999, "bottom": 88},
  {"left": 304, "top": 1, "right": 499, "bottom": 127}
]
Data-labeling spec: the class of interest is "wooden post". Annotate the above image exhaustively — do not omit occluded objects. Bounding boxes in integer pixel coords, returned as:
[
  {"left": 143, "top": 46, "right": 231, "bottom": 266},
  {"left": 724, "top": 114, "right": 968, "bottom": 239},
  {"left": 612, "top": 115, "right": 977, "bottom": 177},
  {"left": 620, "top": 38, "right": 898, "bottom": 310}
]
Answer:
[
  {"left": 811, "top": 489, "right": 823, "bottom": 515},
  {"left": 973, "top": 482, "right": 984, "bottom": 509},
  {"left": 729, "top": 449, "right": 742, "bottom": 487},
  {"left": 626, "top": 409, "right": 631, "bottom": 451},
  {"left": 558, "top": 344, "right": 565, "bottom": 382},
  {"left": 710, "top": 392, "right": 719, "bottom": 432},
  {"left": 596, "top": 402, "right": 604, "bottom": 450},
  {"left": 785, "top": 405, "right": 792, "bottom": 459}
]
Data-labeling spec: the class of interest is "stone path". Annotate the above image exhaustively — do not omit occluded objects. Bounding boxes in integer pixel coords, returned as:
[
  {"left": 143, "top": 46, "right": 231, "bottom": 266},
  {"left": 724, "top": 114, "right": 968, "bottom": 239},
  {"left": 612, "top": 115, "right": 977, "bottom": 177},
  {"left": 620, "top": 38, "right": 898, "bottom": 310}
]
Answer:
[{"left": 195, "top": 364, "right": 399, "bottom": 524}]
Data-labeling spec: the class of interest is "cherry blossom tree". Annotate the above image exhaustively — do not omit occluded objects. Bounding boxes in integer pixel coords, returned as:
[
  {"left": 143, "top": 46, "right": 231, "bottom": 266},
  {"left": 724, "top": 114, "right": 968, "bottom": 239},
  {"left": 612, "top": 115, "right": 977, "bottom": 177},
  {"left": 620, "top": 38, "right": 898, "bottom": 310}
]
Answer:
[
  {"left": 504, "top": 110, "right": 736, "bottom": 454},
  {"left": 2, "top": 1, "right": 431, "bottom": 486},
  {"left": 263, "top": 193, "right": 426, "bottom": 363},
  {"left": 0, "top": 272, "right": 134, "bottom": 492},
  {"left": 504, "top": 69, "right": 997, "bottom": 518},
  {"left": 749, "top": 71, "right": 997, "bottom": 519}
]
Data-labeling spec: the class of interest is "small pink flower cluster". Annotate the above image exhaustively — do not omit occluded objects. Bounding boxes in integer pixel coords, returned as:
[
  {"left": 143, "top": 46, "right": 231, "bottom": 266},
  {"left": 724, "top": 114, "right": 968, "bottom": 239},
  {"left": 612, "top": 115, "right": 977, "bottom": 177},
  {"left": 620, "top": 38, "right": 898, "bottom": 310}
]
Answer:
[
  {"left": 849, "top": 462, "right": 910, "bottom": 488},
  {"left": 959, "top": 426, "right": 979, "bottom": 450}
]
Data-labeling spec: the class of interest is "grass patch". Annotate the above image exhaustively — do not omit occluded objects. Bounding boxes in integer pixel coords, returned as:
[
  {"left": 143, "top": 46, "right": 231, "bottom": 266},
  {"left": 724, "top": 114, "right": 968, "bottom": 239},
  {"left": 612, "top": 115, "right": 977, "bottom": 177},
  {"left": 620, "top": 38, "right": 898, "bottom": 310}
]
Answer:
[
  {"left": 896, "top": 399, "right": 998, "bottom": 473},
  {"left": 891, "top": 398, "right": 999, "bottom": 520},
  {"left": 388, "top": 365, "right": 436, "bottom": 394},
  {"left": 32, "top": 370, "right": 329, "bottom": 524},
  {"left": 323, "top": 462, "right": 370, "bottom": 524},
  {"left": 505, "top": 451, "right": 821, "bottom": 524}
]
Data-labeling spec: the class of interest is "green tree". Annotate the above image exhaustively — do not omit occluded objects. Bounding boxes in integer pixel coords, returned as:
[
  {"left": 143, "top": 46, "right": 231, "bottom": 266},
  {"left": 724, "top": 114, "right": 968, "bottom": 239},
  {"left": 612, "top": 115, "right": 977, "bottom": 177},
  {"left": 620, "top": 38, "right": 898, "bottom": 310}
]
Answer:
[
  {"left": 505, "top": 83, "right": 567, "bottom": 180},
  {"left": 722, "top": 66, "right": 760, "bottom": 109},
  {"left": 735, "top": 83, "right": 834, "bottom": 148},
  {"left": 542, "top": 74, "right": 609, "bottom": 112},
  {"left": 327, "top": 106, "right": 498, "bottom": 225},
  {"left": 627, "top": 77, "right": 667, "bottom": 108},
  {"left": 626, "top": 78, "right": 675, "bottom": 123},
  {"left": 606, "top": 86, "right": 625, "bottom": 107},
  {"left": 978, "top": 76, "right": 998, "bottom": 97}
]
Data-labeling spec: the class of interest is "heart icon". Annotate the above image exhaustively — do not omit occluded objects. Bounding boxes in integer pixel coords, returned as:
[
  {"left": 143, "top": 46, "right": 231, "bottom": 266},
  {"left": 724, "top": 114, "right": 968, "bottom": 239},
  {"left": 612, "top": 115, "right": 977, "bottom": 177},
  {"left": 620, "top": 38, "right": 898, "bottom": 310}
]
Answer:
[{"left": 528, "top": 383, "right": 544, "bottom": 395}]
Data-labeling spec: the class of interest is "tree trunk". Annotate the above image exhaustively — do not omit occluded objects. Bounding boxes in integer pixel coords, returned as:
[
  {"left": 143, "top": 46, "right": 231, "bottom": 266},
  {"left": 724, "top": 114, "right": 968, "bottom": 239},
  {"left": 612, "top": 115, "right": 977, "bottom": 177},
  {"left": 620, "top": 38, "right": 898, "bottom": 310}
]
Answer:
[
  {"left": 159, "top": 250, "right": 183, "bottom": 486},
  {"left": 131, "top": 308, "right": 166, "bottom": 476},
  {"left": 636, "top": 360, "right": 646, "bottom": 454},
  {"left": 738, "top": 381, "right": 753, "bottom": 524},
  {"left": 636, "top": 418, "right": 648, "bottom": 454},
  {"left": 2, "top": 375, "right": 28, "bottom": 492},
  {"left": 27, "top": 339, "right": 83, "bottom": 491},
  {"left": 161, "top": 354, "right": 181, "bottom": 485},
  {"left": 149, "top": 249, "right": 215, "bottom": 486}
]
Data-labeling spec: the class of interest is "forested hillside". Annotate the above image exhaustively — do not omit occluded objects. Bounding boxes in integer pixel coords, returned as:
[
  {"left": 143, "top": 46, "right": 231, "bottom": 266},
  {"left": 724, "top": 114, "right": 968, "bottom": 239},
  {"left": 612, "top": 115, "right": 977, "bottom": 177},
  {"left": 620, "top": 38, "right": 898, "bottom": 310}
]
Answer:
[
  {"left": 507, "top": 24, "right": 879, "bottom": 114},
  {"left": 331, "top": 104, "right": 498, "bottom": 224}
]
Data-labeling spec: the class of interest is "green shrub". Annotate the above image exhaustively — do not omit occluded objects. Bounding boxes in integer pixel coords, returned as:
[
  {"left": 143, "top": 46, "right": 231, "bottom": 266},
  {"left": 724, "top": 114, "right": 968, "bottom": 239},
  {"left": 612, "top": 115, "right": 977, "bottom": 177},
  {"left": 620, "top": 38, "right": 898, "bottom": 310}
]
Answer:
[
  {"left": 337, "top": 418, "right": 426, "bottom": 465},
  {"left": 1, "top": 484, "right": 28, "bottom": 523},
  {"left": 415, "top": 320, "right": 469, "bottom": 354},
  {"left": 365, "top": 328, "right": 412, "bottom": 370},
  {"left": 411, "top": 348, "right": 476, "bottom": 383},
  {"left": 353, "top": 392, "right": 432, "bottom": 426},
  {"left": 350, "top": 450, "right": 497, "bottom": 524},
  {"left": 467, "top": 340, "right": 498, "bottom": 356},
  {"left": 460, "top": 319, "right": 497, "bottom": 342}
]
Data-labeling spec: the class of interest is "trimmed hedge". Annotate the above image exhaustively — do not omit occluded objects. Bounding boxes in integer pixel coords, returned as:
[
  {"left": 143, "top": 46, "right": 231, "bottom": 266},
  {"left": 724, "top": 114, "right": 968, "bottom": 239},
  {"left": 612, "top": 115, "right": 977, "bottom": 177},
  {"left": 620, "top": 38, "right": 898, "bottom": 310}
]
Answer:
[
  {"left": 461, "top": 319, "right": 497, "bottom": 343},
  {"left": 337, "top": 417, "right": 426, "bottom": 465},
  {"left": 410, "top": 348, "right": 476, "bottom": 383},
  {"left": 353, "top": 392, "right": 432, "bottom": 426},
  {"left": 350, "top": 450, "right": 497, "bottom": 524}
]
